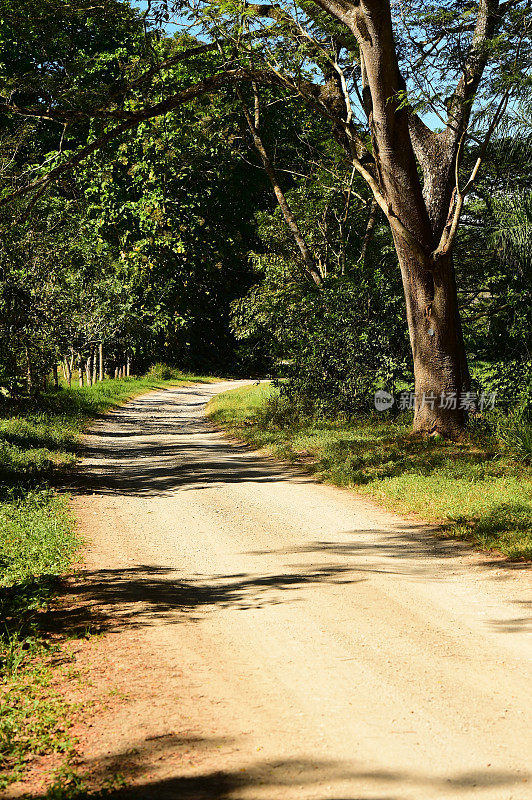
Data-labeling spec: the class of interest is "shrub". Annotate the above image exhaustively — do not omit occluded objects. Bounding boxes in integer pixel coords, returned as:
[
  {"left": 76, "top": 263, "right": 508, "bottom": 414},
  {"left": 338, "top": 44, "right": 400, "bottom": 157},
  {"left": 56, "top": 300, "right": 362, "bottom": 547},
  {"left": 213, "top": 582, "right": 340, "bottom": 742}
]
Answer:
[
  {"left": 260, "top": 392, "right": 309, "bottom": 428},
  {"left": 472, "top": 359, "right": 532, "bottom": 414},
  {"left": 277, "top": 279, "right": 411, "bottom": 418},
  {"left": 495, "top": 413, "right": 532, "bottom": 463},
  {"left": 144, "top": 363, "right": 181, "bottom": 381}
]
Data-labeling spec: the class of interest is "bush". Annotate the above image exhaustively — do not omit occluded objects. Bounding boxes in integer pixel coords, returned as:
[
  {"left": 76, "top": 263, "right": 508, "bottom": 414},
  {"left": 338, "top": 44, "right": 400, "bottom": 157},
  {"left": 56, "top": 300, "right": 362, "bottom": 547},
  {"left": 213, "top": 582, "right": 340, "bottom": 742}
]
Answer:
[
  {"left": 472, "top": 359, "right": 532, "bottom": 414},
  {"left": 277, "top": 279, "right": 411, "bottom": 418},
  {"left": 260, "top": 392, "right": 309, "bottom": 428},
  {"left": 495, "top": 413, "right": 532, "bottom": 463},
  {"left": 144, "top": 363, "right": 182, "bottom": 381}
]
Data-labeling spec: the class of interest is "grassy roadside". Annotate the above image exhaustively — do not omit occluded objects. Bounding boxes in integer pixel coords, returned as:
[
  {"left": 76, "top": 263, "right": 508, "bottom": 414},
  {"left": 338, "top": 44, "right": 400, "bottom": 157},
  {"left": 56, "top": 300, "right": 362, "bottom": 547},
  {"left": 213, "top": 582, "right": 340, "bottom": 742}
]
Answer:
[
  {"left": 0, "top": 372, "right": 216, "bottom": 790},
  {"left": 207, "top": 383, "right": 532, "bottom": 561}
]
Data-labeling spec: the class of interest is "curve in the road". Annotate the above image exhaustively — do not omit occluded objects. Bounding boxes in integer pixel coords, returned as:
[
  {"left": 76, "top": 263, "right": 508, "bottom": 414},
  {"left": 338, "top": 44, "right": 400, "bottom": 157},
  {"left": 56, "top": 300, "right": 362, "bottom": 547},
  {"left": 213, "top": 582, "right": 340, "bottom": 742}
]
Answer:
[{"left": 54, "top": 381, "right": 532, "bottom": 800}]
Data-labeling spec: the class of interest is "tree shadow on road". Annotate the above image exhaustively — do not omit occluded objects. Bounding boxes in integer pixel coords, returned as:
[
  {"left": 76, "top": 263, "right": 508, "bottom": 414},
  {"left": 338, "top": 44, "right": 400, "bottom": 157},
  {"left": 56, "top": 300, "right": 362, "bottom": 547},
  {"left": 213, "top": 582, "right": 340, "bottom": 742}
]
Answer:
[
  {"left": 59, "top": 388, "right": 312, "bottom": 497},
  {"left": 242, "top": 537, "right": 532, "bottom": 632},
  {"left": 41, "top": 563, "right": 366, "bottom": 638},
  {"left": 18, "top": 732, "right": 526, "bottom": 800},
  {"left": 64, "top": 438, "right": 308, "bottom": 497}
]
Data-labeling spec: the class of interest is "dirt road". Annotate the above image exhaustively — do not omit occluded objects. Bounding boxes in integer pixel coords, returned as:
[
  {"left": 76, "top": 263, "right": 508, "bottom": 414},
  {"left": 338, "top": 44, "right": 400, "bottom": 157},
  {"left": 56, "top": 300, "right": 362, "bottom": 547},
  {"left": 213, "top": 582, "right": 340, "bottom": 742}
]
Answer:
[{"left": 62, "top": 382, "right": 531, "bottom": 798}]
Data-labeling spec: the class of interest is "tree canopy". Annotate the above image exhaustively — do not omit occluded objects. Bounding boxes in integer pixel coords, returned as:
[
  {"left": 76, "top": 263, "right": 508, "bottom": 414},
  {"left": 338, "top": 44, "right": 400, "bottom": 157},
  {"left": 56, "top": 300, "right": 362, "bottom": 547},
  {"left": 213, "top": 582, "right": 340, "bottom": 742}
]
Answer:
[{"left": 0, "top": 0, "right": 530, "bottom": 431}]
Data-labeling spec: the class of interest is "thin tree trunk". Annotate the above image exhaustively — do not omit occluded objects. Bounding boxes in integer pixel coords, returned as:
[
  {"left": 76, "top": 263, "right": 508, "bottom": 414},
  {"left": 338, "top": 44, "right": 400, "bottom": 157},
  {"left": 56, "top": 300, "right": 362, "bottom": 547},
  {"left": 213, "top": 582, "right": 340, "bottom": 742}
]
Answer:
[
  {"left": 62, "top": 358, "right": 71, "bottom": 386},
  {"left": 79, "top": 357, "right": 84, "bottom": 387},
  {"left": 92, "top": 349, "right": 97, "bottom": 385},
  {"left": 126, "top": 354, "right": 130, "bottom": 377},
  {"left": 52, "top": 363, "right": 59, "bottom": 389},
  {"left": 25, "top": 346, "right": 33, "bottom": 395},
  {"left": 85, "top": 356, "right": 92, "bottom": 387},
  {"left": 69, "top": 351, "right": 74, "bottom": 385},
  {"left": 99, "top": 342, "right": 103, "bottom": 381},
  {"left": 237, "top": 85, "right": 323, "bottom": 287},
  {"left": 357, "top": 200, "right": 378, "bottom": 266},
  {"left": 338, "top": 220, "right": 345, "bottom": 276}
]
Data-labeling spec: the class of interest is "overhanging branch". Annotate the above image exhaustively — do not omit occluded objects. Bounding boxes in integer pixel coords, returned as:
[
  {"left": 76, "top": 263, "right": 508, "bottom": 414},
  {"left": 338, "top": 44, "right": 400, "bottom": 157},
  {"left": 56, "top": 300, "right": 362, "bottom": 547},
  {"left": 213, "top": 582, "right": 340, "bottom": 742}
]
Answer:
[{"left": 0, "top": 68, "right": 283, "bottom": 211}]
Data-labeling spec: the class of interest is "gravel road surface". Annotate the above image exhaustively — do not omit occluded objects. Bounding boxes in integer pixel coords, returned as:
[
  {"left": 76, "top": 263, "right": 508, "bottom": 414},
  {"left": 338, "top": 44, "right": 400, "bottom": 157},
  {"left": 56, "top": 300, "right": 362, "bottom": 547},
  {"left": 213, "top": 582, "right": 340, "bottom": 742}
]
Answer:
[{"left": 66, "top": 381, "right": 531, "bottom": 800}]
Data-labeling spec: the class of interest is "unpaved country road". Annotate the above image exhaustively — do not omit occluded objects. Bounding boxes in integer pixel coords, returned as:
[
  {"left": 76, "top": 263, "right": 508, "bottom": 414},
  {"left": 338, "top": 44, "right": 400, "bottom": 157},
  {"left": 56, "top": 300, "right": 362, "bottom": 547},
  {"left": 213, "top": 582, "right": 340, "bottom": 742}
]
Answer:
[{"left": 64, "top": 382, "right": 531, "bottom": 798}]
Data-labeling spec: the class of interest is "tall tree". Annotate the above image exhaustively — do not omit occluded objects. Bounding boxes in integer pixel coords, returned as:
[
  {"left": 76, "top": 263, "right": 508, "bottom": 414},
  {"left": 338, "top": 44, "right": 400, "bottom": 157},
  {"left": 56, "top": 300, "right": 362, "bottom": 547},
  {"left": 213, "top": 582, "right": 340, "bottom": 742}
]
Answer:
[{"left": 1, "top": 0, "right": 530, "bottom": 434}]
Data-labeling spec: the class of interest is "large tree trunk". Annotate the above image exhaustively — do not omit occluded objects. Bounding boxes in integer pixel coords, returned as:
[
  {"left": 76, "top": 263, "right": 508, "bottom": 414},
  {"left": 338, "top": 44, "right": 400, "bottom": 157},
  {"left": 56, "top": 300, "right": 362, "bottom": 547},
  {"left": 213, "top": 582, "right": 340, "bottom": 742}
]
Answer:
[
  {"left": 397, "top": 241, "right": 470, "bottom": 437},
  {"left": 337, "top": 1, "right": 477, "bottom": 437}
]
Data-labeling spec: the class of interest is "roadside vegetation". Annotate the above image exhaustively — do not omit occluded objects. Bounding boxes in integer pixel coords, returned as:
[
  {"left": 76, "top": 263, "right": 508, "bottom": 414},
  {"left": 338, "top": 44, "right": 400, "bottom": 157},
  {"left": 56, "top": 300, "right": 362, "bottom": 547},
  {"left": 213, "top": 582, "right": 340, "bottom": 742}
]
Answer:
[
  {"left": 1, "top": 0, "right": 531, "bottom": 792},
  {"left": 208, "top": 384, "right": 532, "bottom": 561},
  {"left": 0, "top": 371, "right": 215, "bottom": 789}
]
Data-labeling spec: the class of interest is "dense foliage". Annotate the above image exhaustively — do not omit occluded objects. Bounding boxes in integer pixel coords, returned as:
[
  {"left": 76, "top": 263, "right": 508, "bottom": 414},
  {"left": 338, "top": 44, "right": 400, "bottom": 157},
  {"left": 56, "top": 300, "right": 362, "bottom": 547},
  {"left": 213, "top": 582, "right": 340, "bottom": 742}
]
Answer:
[
  {"left": 459, "top": 120, "right": 532, "bottom": 414},
  {"left": 0, "top": 0, "right": 530, "bottom": 423},
  {"left": 0, "top": 17, "right": 276, "bottom": 388},
  {"left": 231, "top": 165, "right": 411, "bottom": 414}
]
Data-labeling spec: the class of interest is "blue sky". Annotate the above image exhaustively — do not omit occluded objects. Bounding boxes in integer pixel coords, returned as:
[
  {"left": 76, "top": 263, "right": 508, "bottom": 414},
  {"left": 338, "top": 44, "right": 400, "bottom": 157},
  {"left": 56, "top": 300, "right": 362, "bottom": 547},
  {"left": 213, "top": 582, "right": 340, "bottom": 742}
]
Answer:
[{"left": 130, "top": 0, "right": 443, "bottom": 131}]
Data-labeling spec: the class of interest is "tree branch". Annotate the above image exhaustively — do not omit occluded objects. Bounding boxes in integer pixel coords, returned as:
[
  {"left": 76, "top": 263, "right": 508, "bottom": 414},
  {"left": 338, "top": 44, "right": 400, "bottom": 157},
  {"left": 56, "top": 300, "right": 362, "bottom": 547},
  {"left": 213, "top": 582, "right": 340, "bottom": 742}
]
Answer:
[
  {"left": 237, "top": 83, "right": 323, "bottom": 287},
  {"left": 0, "top": 32, "right": 281, "bottom": 126},
  {"left": 433, "top": 87, "right": 511, "bottom": 259},
  {"left": 0, "top": 68, "right": 283, "bottom": 211},
  {"left": 445, "top": 0, "right": 502, "bottom": 144}
]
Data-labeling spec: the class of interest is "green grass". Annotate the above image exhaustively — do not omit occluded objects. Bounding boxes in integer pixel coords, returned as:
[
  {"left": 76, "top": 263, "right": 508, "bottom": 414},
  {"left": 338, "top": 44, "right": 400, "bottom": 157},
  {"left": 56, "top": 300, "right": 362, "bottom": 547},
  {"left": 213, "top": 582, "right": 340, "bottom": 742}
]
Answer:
[
  {"left": 207, "top": 383, "right": 532, "bottom": 561},
  {"left": 0, "top": 635, "right": 77, "bottom": 789},
  {"left": 0, "top": 371, "right": 216, "bottom": 789}
]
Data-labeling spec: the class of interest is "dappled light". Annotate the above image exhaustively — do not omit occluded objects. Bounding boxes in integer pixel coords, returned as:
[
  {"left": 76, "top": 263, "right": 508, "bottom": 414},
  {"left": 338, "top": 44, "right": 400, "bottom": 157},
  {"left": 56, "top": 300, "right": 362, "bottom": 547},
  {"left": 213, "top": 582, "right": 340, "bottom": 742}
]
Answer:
[
  {"left": 21, "top": 736, "right": 526, "bottom": 799},
  {"left": 1, "top": 0, "right": 531, "bottom": 791},
  {"left": 66, "top": 385, "right": 310, "bottom": 496}
]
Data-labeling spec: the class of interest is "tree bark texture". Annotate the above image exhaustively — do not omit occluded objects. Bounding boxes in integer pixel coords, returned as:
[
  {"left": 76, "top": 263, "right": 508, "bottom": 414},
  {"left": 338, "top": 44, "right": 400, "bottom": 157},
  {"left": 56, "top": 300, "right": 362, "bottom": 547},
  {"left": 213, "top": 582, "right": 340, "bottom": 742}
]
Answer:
[
  {"left": 395, "top": 241, "right": 470, "bottom": 435},
  {"left": 335, "top": 0, "right": 485, "bottom": 436}
]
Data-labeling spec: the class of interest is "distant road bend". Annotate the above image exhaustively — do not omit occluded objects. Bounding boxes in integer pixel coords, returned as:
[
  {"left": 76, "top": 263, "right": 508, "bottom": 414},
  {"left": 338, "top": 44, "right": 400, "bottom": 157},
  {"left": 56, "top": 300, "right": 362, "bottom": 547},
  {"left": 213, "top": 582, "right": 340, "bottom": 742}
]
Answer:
[{"left": 67, "top": 380, "right": 531, "bottom": 800}]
